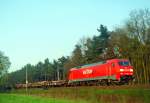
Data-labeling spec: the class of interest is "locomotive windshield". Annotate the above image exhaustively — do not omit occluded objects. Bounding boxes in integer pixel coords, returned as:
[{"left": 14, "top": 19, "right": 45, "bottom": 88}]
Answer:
[{"left": 118, "top": 61, "right": 130, "bottom": 66}]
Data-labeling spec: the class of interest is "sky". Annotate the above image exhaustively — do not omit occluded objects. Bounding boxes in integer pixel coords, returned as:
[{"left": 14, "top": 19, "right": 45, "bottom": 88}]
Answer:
[{"left": 0, "top": 0, "right": 150, "bottom": 72}]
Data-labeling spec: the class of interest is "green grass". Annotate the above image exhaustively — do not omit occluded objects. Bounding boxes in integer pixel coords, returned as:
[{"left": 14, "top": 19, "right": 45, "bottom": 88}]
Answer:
[
  {"left": 8, "top": 85, "right": 150, "bottom": 103},
  {"left": 0, "top": 94, "right": 87, "bottom": 103}
]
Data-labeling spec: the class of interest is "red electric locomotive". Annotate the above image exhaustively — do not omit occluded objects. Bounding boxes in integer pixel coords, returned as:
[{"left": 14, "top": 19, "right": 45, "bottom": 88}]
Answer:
[{"left": 68, "top": 59, "right": 134, "bottom": 85}]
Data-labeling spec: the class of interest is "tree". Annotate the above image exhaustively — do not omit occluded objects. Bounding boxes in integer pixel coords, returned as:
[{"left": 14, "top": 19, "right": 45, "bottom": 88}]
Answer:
[
  {"left": 108, "top": 9, "right": 150, "bottom": 84},
  {"left": 124, "top": 9, "right": 150, "bottom": 84},
  {"left": 97, "top": 24, "right": 110, "bottom": 49},
  {"left": 0, "top": 51, "right": 11, "bottom": 77},
  {"left": 126, "top": 9, "right": 150, "bottom": 45},
  {"left": 64, "top": 45, "right": 84, "bottom": 76},
  {"left": 43, "top": 58, "right": 53, "bottom": 81},
  {"left": 35, "top": 61, "right": 44, "bottom": 81},
  {"left": 52, "top": 60, "right": 59, "bottom": 80},
  {"left": 57, "top": 56, "right": 69, "bottom": 79},
  {"left": 85, "top": 25, "right": 110, "bottom": 62}
]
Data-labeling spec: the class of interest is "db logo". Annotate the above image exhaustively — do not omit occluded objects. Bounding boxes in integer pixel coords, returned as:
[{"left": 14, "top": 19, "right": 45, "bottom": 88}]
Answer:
[{"left": 83, "top": 69, "right": 93, "bottom": 75}]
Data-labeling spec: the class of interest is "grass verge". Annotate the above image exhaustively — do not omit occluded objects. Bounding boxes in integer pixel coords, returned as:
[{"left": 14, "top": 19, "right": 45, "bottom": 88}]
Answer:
[
  {"left": 10, "top": 85, "right": 150, "bottom": 103},
  {"left": 0, "top": 93, "right": 87, "bottom": 103}
]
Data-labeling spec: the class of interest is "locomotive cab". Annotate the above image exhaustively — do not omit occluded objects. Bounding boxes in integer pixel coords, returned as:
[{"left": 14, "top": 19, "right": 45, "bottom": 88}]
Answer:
[{"left": 117, "top": 60, "right": 134, "bottom": 83}]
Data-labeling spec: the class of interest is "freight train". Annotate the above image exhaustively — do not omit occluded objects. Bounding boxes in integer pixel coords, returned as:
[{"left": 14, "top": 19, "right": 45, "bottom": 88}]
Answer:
[{"left": 15, "top": 58, "right": 134, "bottom": 88}]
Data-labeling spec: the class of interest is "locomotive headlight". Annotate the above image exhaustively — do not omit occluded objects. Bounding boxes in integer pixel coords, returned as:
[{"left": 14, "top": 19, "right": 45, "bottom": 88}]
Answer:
[
  {"left": 130, "top": 69, "right": 133, "bottom": 72},
  {"left": 120, "top": 69, "right": 124, "bottom": 72}
]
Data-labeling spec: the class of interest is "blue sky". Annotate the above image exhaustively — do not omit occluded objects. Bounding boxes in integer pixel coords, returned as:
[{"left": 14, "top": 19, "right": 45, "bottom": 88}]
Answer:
[{"left": 0, "top": 0, "right": 149, "bottom": 72}]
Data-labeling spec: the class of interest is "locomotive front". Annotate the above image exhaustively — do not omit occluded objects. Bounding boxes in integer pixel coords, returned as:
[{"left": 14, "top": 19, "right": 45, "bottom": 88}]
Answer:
[{"left": 117, "top": 60, "right": 134, "bottom": 83}]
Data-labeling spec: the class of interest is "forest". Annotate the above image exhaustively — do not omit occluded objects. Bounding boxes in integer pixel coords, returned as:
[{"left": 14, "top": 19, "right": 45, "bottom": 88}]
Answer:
[{"left": 0, "top": 8, "right": 150, "bottom": 87}]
